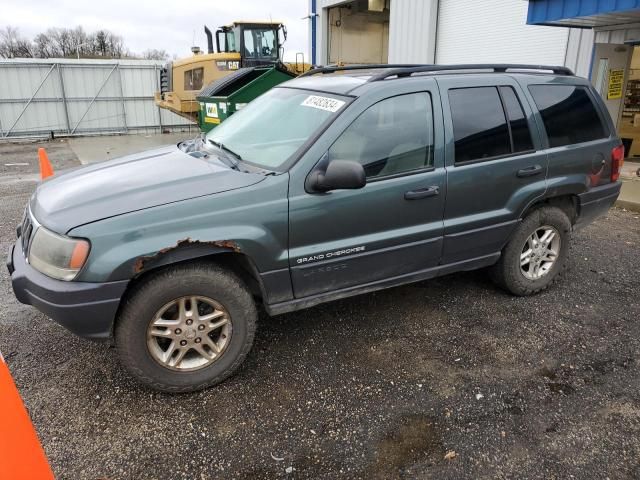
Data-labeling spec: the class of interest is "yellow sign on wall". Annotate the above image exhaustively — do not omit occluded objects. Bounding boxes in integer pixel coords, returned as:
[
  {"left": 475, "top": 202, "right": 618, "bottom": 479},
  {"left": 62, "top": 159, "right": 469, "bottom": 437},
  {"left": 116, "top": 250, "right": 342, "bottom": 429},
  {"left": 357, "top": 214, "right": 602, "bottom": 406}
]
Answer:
[{"left": 607, "top": 69, "right": 624, "bottom": 100}]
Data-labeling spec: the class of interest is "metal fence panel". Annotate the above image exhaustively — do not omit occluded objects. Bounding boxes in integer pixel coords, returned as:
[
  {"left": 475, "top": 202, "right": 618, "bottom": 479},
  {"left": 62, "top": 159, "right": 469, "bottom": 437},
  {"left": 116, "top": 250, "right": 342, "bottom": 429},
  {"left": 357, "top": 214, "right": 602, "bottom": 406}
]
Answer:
[{"left": 0, "top": 58, "right": 193, "bottom": 138}]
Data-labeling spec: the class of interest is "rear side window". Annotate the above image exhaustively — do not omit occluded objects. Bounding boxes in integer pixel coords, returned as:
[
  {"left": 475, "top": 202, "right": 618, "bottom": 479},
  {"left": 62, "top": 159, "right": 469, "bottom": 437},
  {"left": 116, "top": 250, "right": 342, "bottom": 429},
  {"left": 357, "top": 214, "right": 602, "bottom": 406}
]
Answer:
[
  {"left": 528, "top": 85, "right": 607, "bottom": 147},
  {"left": 450, "top": 86, "right": 534, "bottom": 163}
]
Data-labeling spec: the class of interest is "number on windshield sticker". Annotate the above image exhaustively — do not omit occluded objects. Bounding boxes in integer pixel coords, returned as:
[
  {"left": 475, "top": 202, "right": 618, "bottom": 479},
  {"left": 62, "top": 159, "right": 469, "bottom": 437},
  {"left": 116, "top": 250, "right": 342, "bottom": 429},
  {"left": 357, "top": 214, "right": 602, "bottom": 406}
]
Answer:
[{"left": 301, "top": 95, "right": 345, "bottom": 113}]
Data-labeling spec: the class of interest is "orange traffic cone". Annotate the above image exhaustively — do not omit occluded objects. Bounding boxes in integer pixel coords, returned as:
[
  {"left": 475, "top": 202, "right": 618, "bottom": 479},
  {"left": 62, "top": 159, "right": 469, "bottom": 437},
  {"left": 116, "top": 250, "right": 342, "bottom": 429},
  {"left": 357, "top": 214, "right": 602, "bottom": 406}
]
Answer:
[
  {"left": 38, "top": 148, "right": 54, "bottom": 179},
  {"left": 0, "top": 353, "right": 55, "bottom": 479}
]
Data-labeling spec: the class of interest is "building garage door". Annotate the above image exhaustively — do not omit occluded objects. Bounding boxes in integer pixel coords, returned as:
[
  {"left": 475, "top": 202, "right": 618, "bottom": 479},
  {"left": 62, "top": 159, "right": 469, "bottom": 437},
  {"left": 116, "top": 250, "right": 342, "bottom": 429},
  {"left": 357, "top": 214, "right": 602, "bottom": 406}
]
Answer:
[{"left": 435, "top": 0, "right": 569, "bottom": 65}]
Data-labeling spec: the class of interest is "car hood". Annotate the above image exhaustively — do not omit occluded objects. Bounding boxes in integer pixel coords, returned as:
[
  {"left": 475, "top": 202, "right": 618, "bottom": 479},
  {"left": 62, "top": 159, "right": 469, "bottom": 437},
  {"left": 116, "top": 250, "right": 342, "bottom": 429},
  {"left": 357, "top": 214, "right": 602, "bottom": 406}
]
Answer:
[{"left": 30, "top": 144, "right": 265, "bottom": 233}]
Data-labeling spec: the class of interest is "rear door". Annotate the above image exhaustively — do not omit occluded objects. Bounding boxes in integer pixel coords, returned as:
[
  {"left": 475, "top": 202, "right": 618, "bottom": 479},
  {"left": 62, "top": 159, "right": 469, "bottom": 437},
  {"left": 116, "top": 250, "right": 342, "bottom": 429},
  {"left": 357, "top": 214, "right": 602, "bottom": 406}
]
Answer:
[
  {"left": 438, "top": 75, "right": 549, "bottom": 264},
  {"left": 287, "top": 79, "right": 446, "bottom": 298}
]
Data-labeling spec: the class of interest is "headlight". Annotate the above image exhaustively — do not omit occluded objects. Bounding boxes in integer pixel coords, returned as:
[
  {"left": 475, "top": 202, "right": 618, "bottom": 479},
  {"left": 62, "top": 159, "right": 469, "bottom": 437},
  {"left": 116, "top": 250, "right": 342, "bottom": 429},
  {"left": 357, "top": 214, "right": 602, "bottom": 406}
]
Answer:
[{"left": 28, "top": 227, "right": 90, "bottom": 281}]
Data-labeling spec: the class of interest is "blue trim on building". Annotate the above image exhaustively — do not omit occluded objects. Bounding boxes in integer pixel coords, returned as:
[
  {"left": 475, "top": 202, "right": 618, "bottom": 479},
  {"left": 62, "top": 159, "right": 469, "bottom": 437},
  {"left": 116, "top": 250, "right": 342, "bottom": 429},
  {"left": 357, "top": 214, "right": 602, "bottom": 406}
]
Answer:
[{"left": 528, "top": 0, "right": 640, "bottom": 25}]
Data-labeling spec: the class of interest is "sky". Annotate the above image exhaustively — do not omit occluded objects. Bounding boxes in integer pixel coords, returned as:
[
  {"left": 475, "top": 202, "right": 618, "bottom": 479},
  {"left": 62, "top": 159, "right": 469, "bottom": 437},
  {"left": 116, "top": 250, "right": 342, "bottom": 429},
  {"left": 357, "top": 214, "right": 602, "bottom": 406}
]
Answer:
[{"left": 2, "top": 0, "right": 311, "bottom": 61}]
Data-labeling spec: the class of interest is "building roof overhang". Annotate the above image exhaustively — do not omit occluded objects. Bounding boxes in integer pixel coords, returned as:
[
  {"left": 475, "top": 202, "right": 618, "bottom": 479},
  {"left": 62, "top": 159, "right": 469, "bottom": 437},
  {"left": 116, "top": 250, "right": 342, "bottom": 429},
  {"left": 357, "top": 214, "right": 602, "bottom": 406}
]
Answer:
[{"left": 528, "top": 0, "right": 640, "bottom": 28}]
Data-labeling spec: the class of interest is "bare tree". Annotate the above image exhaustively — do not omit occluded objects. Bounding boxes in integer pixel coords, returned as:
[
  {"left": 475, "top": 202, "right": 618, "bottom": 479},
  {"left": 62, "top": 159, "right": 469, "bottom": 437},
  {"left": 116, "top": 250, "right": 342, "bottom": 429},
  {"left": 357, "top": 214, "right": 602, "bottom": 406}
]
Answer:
[
  {"left": 142, "top": 49, "right": 169, "bottom": 61},
  {"left": 89, "top": 29, "right": 108, "bottom": 57},
  {"left": 87, "top": 30, "right": 127, "bottom": 58},
  {"left": 53, "top": 28, "right": 73, "bottom": 56},
  {"left": 0, "top": 26, "right": 34, "bottom": 58},
  {"left": 1, "top": 25, "right": 158, "bottom": 59},
  {"left": 68, "top": 26, "right": 89, "bottom": 57},
  {"left": 108, "top": 32, "right": 127, "bottom": 58},
  {"left": 33, "top": 33, "right": 58, "bottom": 58}
]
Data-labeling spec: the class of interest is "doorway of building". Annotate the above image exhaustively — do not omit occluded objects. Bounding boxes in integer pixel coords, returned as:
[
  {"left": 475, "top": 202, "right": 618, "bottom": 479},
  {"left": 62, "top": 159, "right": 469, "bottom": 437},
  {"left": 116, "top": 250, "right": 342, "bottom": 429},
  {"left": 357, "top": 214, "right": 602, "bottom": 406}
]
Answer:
[
  {"left": 327, "top": 0, "right": 389, "bottom": 65},
  {"left": 591, "top": 42, "right": 640, "bottom": 158}
]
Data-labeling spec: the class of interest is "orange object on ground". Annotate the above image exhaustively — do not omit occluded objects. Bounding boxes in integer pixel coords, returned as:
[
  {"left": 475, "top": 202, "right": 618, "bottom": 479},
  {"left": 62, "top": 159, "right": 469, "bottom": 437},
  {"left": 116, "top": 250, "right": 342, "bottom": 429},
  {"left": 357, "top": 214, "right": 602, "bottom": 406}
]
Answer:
[
  {"left": 0, "top": 353, "right": 55, "bottom": 480},
  {"left": 38, "top": 147, "right": 54, "bottom": 179}
]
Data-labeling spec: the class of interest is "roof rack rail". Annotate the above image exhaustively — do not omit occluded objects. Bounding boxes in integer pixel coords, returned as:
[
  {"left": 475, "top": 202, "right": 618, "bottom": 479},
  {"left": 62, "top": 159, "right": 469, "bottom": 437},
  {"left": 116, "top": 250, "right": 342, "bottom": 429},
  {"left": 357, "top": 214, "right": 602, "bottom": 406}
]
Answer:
[
  {"left": 299, "top": 63, "right": 574, "bottom": 80},
  {"left": 299, "top": 63, "right": 429, "bottom": 77},
  {"left": 366, "top": 64, "right": 574, "bottom": 82}
]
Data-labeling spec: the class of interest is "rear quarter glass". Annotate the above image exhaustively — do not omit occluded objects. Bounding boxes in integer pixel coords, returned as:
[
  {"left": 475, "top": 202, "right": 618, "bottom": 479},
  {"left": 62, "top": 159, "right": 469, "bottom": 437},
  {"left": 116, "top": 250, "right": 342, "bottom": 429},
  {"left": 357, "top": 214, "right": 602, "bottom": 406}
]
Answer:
[
  {"left": 527, "top": 82, "right": 619, "bottom": 187},
  {"left": 528, "top": 84, "right": 609, "bottom": 147}
]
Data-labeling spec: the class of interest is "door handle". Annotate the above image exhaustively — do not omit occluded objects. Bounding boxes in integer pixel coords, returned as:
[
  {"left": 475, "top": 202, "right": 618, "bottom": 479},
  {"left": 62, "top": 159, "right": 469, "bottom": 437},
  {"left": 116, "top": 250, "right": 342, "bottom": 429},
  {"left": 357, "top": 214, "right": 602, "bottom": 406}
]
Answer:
[
  {"left": 516, "top": 165, "right": 543, "bottom": 178},
  {"left": 404, "top": 186, "right": 439, "bottom": 200}
]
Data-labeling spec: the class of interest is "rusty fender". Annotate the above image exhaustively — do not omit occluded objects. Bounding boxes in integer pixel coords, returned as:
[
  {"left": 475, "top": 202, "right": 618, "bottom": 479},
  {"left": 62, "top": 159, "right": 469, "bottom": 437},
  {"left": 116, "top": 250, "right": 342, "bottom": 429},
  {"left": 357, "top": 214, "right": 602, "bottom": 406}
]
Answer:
[{"left": 133, "top": 238, "right": 241, "bottom": 274}]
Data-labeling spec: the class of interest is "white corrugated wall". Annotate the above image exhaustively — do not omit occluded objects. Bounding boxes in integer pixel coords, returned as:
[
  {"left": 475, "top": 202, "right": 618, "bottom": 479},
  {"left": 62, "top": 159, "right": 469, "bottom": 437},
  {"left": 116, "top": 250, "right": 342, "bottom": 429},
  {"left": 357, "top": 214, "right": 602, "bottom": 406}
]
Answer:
[
  {"left": 388, "top": 0, "right": 438, "bottom": 64},
  {"left": 0, "top": 58, "right": 193, "bottom": 138},
  {"left": 565, "top": 28, "right": 595, "bottom": 78},
  {"left": 595, "top": 27, "right": 640, "bottom": 44},
  {"left": 435, "top": 0, "right": 571, "bottom": 66}
]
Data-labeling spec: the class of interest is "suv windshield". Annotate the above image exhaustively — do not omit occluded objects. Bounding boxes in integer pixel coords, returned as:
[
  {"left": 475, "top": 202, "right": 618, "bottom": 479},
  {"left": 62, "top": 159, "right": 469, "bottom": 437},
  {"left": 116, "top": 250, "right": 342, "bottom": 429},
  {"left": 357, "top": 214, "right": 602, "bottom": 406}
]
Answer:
[{"left": 206, "top": 88, "right": 348, "bottom": 170}]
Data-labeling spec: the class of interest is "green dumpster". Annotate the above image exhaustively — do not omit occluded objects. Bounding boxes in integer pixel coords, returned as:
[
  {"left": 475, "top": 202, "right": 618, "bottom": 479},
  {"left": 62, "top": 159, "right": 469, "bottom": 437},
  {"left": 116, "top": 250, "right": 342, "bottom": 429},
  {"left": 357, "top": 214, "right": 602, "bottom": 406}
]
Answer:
[{"left": 196, "top": 65, "right": 296, "bottom": 133}]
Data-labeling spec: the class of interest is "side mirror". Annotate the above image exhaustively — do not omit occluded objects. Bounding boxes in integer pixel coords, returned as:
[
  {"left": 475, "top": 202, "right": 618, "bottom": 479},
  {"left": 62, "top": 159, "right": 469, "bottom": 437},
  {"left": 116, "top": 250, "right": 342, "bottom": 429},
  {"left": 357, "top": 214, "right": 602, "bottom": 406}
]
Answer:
[{"left": 310, "top": 160, "right": 366, "bottom": 192}]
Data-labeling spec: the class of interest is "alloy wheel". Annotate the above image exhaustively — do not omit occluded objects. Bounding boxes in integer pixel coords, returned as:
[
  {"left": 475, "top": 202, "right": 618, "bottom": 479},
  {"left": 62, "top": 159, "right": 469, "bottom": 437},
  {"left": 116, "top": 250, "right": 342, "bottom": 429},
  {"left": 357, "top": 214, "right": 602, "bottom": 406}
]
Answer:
[
  {"left": 146, "top": 296, "right": 232, "bottom": 371},
  {"left": 519, "top": 225, "right": 561, "bottom": 280}
]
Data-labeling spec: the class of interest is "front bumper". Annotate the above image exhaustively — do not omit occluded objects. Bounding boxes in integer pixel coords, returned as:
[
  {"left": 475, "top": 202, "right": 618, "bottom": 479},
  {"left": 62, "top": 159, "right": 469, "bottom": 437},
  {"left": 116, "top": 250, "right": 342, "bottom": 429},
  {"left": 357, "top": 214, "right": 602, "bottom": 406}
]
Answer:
[
  {"left": 7, "top": 241, "right": 128, "bottom": 340},
  {"left": 575, "top": 181, "right": 622, "bottom": 229}
]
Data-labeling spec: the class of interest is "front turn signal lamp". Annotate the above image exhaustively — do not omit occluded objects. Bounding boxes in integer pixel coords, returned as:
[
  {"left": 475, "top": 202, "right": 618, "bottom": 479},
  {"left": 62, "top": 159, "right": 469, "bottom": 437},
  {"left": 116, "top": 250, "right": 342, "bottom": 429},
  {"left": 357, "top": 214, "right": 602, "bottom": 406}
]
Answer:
[{"left": 28, "top": 227, "right": 90, "bottom": 281}]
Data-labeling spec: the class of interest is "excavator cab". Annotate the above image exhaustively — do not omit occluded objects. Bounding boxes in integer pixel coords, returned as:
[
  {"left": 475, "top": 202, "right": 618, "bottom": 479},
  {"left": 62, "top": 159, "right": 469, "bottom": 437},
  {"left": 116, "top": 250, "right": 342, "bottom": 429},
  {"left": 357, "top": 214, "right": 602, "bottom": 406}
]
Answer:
[
  {"left": 215, "top": 22, "right": 286, "bottom": 68},
  {"left": 155, "top": 21, "right": 307, "bottom": 122}
]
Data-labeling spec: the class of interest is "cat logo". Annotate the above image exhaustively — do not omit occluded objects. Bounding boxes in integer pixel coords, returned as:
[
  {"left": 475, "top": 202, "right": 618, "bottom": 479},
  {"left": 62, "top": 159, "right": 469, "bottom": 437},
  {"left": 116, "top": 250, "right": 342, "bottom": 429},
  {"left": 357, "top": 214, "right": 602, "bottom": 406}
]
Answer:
[{"left": 216, "top": 61, "right": 240, "bottom": 71}]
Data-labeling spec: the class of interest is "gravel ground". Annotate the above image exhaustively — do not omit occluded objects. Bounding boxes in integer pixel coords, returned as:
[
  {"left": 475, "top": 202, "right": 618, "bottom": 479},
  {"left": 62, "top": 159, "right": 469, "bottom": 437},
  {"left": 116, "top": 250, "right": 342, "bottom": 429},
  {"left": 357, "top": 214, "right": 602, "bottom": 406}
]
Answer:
[{"left": 1, "top": 140, "right": 639, "bottom": 479}]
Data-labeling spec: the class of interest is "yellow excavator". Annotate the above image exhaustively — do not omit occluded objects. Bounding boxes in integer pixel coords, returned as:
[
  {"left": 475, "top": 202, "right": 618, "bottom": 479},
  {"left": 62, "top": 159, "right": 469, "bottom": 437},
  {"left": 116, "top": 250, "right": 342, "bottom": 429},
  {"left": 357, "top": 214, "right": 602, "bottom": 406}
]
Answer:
[{"left": 155, "top": 21, "right": 311, "bottom": 122}]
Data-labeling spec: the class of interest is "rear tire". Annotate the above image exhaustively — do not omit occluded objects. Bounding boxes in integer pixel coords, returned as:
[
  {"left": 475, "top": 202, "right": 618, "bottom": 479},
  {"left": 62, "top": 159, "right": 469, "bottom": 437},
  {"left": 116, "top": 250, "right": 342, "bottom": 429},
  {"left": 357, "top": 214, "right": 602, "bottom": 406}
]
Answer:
[
  {"left": 490, "top": 206, "right": 571, "bottom": 296},
  {"left": 115, "top": 263, "right": 257, "bottom": 393}
]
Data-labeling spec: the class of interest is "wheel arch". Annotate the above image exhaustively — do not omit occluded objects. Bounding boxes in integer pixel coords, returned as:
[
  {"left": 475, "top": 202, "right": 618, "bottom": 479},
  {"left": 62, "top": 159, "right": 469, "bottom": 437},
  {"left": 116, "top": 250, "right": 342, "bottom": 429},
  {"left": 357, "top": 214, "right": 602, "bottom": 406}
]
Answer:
[
  {"left": 134, "top": 245, "right": 265, "bottom": 298},
  {"left": 519, "top": 194, "right": 579, "bottom": 226},
  {"left": 111, "top": 247, "right": 267, "bottom": 339}
]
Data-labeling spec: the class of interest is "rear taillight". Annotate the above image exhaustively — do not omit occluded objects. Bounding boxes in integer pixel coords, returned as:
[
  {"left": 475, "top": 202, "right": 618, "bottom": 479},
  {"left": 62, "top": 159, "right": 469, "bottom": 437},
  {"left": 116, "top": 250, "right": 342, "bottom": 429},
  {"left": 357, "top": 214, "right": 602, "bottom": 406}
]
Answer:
[{"left": 611, "top": 144, "right": 625, "bottom": 182}]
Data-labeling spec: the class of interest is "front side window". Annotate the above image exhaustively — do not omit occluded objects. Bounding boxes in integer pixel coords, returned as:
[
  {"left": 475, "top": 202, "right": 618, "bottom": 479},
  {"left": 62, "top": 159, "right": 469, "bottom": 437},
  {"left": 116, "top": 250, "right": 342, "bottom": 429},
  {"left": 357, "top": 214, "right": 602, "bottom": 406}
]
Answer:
[
  {"left": 528, "top": 85, "right": 608, "bottom": 147},
  {"left": 449, "top": 87, "right": 511, "bottom": 163},
  {"left": 328, "top": 93, "right": 434, "bottom": 179},
  {"left": 243, "top": 28, "right": 277, "bottom": 58},
  {"left": 207, "top": 88, "right": 348, "bottom": 169},
  {"left": 184, "top": 67, "right": 203, "bottom": 91}
]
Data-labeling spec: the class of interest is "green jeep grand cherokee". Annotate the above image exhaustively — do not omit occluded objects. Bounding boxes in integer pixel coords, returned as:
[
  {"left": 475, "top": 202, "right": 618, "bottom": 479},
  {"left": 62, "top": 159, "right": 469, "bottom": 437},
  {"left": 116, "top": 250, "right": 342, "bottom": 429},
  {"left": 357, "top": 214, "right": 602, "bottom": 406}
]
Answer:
[{"left": 8, "top": 64, "right": 623, "bottom": 392}]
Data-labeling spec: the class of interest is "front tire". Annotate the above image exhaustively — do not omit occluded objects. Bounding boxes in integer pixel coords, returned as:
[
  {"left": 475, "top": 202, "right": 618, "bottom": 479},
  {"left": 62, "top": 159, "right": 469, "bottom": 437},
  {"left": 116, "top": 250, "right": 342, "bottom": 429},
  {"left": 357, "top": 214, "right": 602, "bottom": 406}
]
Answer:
[
  {"left": 490, "top": 206, "right": 571, "bottom": 296},
  {"left": 115, "top": 263, "right": 257, "bottom": 393}
]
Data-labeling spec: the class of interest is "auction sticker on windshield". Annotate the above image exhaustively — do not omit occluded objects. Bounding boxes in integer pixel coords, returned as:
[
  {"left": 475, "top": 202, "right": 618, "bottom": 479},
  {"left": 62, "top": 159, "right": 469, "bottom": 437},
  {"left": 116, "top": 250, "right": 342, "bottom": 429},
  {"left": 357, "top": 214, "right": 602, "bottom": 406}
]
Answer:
[{"left": 301, "top": 95, "right": 345, "bottom": 112}]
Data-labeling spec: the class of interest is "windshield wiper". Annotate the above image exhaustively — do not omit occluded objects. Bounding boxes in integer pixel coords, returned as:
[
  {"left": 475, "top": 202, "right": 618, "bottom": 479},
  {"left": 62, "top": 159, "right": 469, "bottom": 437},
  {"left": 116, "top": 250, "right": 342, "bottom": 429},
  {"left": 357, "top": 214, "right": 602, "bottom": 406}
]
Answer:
[{"left": 208, "top": 139, "right": 244, "bottom": 170}]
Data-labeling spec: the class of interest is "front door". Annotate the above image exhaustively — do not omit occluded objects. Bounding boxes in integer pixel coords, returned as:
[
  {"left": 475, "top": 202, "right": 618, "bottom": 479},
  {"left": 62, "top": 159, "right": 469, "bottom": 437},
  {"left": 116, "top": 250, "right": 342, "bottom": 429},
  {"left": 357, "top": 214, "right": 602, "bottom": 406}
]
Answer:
[{"left": 288, "top": 86, "right": 446, "bottom": 298}]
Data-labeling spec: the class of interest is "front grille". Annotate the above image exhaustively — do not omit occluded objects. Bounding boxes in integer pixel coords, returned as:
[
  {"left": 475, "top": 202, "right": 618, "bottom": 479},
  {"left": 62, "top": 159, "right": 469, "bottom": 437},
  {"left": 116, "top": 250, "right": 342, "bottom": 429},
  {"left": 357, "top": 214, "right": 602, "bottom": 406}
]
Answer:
[{"left": 20, "top": 210, "right": 33, "bottom": 257}]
